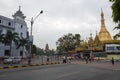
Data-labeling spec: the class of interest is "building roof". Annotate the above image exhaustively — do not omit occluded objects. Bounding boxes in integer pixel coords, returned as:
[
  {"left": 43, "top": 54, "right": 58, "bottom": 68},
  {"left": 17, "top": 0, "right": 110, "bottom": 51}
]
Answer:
[{"left": 12, "top": 6, "right": 26, "bottom": 20}]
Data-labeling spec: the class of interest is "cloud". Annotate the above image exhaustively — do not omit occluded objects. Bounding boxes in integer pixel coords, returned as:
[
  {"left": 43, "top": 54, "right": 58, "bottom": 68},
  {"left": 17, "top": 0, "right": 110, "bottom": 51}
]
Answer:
[{"left": 0, "top": 0, "right": 116, "bottom": 49}]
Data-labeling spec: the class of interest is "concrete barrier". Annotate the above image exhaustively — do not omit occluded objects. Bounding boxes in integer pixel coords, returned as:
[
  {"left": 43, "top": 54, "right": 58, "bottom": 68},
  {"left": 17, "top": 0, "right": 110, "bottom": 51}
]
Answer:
[{"left": 0, "top": 62, "right": 60, "bottom": 70}]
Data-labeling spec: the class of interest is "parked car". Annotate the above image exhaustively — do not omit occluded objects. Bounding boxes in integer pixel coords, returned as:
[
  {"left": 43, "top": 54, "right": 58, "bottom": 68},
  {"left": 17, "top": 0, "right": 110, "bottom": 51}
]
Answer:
[
  {"left": 13, "top": 57, "right": 21, "bottom": 64},
  {"left": 3, "top": 56, "right": 21, "bottom": 64},
  {"left": 3, "top": 57, "right": 13, "bottom": 64}
]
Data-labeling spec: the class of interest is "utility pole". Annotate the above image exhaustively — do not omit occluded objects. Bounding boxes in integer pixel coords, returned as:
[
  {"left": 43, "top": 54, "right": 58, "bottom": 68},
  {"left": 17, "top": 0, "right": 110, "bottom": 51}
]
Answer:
[
  {"left": 90, "top": 33, "right": 92, "bottom": 62},
  {"left": 28, "top": 10, "right": 43, "bottom": 65}
]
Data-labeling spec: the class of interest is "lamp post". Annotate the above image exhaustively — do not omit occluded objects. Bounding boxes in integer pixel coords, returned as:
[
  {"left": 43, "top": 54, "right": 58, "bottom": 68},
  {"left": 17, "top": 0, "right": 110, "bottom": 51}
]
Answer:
[
  {"left": 28, "top": 10, "right": 43, "bottom": 65},
  {"left": 90, "top": 33, "right": 93, "bottom": 62}
]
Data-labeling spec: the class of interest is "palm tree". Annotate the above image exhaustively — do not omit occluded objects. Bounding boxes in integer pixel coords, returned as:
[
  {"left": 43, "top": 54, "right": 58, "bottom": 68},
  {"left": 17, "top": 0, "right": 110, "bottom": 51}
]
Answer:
[
  {"left": 4, "top": 31, "right": 19, "bottom": 56},
  {"left": 17, "top": 36, "right": 29, "bottom": 57},
  {"left": 0, "top": 31, "right": 4, "bottom": 43}
]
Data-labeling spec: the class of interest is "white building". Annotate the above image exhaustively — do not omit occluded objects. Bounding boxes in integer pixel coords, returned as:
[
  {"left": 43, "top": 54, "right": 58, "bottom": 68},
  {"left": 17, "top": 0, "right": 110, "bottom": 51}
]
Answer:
[
  {"left": 105, "top": 44, "right": 120, "bottom": 53},
  {"left": 0, "top": 7, "right": 29, "bottom": 58}
]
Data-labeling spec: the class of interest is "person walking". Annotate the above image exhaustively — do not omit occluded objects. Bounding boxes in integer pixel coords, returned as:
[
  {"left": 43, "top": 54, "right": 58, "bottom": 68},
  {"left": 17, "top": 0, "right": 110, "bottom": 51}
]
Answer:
[
  {"left": 111, "top": 57, "right": 115, "bottom": 66},
  {"left": 85, "top": 56, "right": 88, "bottom": 64}
]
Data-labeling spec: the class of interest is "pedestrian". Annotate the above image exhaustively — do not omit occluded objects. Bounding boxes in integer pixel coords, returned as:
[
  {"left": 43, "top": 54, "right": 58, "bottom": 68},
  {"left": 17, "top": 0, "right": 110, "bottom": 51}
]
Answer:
[
  {"left": 85, "top": 56, "right": 88, "bottom": 64},
  {"left": 111, "top": 57, "right": 114, "bottom": 66},
  {"left": 91, "top": 54, "right": 94, "bottom": 62},
  {"left": 63, "top": 59, "right": 66, "bottom": 63}
]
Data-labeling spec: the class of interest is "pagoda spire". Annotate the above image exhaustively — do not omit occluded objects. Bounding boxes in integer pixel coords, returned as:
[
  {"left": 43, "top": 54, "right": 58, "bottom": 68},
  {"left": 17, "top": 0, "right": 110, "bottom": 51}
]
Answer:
[
  {"left": 100, "top": 9, "right": 107, "bottom": 32},
  {"left": 94, "top": 30, "right": 100, "bottom": 44},
  {"left": 19, "top": 5, "right": 21, "bottom": 11},
  {"left": 98, "top": 9, "right": 112, "bottom": 41}
]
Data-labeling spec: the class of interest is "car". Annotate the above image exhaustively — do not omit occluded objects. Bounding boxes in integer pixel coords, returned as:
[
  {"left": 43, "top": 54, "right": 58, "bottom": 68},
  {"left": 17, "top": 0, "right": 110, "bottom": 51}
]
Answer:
[
  {"left": 3, "top": 57, "right": 21, "bottom": 64},
  {"left": 3, "top": 57, "right": 13, "bottom": 64},
  {"left": 12, "top": 57, "right": 21, "bottom": 64}
]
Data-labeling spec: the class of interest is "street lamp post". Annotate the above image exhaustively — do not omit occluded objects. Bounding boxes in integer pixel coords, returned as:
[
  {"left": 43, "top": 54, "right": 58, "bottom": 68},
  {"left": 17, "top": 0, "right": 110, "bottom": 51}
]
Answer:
[
  {"left": 28, "top": 10, "right": 43, "bottom": 65},
  {"left": 90, "top": 33, "right": 93, "bottom": 63}
]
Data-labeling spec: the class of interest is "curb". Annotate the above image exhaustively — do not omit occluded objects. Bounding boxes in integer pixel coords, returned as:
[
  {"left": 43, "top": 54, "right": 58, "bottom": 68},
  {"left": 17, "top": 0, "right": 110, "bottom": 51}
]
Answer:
[{"left": 0, "top": 62, "right": 60, "bottom": 70}]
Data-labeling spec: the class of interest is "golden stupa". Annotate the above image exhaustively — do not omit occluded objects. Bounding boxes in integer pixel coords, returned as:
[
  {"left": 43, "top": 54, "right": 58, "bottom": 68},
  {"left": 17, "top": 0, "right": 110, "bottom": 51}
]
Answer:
[
  {"left": 75, "top": 9, "right": 120, "bottom": 53},
  {"left": 98, "top": 9, "right": 112, "bottom": 41}
]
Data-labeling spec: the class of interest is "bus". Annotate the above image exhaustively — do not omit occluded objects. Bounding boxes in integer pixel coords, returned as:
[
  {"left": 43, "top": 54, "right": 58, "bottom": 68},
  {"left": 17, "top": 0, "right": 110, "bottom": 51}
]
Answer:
[{"left": 105, "top": 44, "right": 120, "bottom": 53}]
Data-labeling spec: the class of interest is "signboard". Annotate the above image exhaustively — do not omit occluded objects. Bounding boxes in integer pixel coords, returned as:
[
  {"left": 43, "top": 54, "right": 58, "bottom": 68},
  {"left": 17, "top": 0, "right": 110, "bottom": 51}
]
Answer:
[{"left": 29, "top": 35, "right": 33, "bottom": 43}]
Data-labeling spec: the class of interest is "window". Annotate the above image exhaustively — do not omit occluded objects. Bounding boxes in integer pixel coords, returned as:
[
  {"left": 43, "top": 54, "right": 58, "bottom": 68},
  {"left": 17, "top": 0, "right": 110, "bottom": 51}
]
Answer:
[
  {"left": 21, "top": 25, "right": 23, "bottom": 28},
  {"left": 20, "top": 51, "right": 23, "bottom": 56},
  {"left": 0, "top": 20, "right": 1, "bottom": 23},
  {"left": 8, "top": 22, "right": 11, "bottom": 26},
  {"left": 107, "top": 47, "right": 114, "bottom": 50},
  {"left": 21, "top": 33, "right": 23, "bottom": 37},
  {"left": 116, "top": 46, "right": 120, "bottom": 50},
  {"left": 5, "top": 50, "right": 10, "bottom": 56}
]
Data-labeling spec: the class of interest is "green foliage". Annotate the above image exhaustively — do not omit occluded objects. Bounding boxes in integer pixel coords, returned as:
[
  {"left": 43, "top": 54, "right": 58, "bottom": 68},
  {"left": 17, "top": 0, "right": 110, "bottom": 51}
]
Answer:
[
  {"left": 36, "top": 48, "right": 45, "bottom": 55},
  {"left": 0, "top": 31, "right": 4, "bottom": 43},
  {"left": 56, "top": 33, "right": 81, "bottom": 53},
  {"left": 17, "top": 36, "right": 29, "bottom": 50},
  {"left": 4, "top": 31, "right": 19, "bottom": 45},
  {"left": 109, "top": 0, "right": 120, "bottom": 39},
  {"left": 31, "top": 44, "right": 37, "bottom": 55},
  {"left": 109, "top": 0, "right": 120, "bottom": 23},
  {"left": 113, "top": 33, "right": 120, "bottom": 39},
  {"left": 2, "top": 31, "right": 19, "bottom": 56},
  {"left": 36, "top": 47, "right": 55, "bottom": 55}
]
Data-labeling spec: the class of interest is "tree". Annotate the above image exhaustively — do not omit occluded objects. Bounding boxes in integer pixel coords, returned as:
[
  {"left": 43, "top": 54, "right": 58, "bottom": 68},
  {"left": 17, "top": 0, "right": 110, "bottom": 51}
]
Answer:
[
  {"left": 109, "top": 0, "right": 120, "bottom": 39},
  {"left": 17, "top": 36, "right": 29, "bottom": 57},
  {"left": 56, "top": 33, "right": 81, "bottom": 54},
  {"left": 31, "top": 44, "right": 37, "bottom": 56},
  {"left": 74, "top": 34, "right": 81, "bottom": 47},
  {"left": 45, "top": 43, "right": 50, "bottom": 55},
  {"left": 36, "top": 48, "right": 45, "bottom": 55},
  {"left": 4, "top": 31, "right": 19, "bottom": 56},
  {"left": 0, "top": 31, "right": 4, "bottom": 43}
]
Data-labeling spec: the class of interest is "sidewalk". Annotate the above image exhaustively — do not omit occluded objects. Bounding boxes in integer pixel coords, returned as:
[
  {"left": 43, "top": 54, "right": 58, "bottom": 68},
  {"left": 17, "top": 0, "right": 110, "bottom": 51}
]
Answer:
[{"left": 73, "top": 60, "right": 120, "bottom": 70}]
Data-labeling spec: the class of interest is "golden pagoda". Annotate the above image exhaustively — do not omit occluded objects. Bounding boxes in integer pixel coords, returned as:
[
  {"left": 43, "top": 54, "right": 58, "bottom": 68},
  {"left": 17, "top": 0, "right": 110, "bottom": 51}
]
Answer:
[
  {"left": 75, "top": 9, "right": 120, "bottom": 54},
  {"left": 98, "top": 9, "right": 112, "bottom": 41}
]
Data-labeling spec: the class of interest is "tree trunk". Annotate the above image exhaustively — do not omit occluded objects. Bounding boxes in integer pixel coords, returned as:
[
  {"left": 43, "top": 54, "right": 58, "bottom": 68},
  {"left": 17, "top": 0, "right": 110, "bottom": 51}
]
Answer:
[{"left": 10, "top": 41, "right": 12, "bottom": 56}]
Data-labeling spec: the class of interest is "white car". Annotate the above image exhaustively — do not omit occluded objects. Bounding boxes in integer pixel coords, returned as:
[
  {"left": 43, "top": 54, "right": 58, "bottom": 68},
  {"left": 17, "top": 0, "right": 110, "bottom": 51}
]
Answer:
[
  {"left": 12, "top": 57, "right": 21, "bottom": 64},
  {"left": 3, "top": 57, "right": 21, "bottom": 64},
  {"left": 3, "top": 57, "right": 13, "bottom": 64}
]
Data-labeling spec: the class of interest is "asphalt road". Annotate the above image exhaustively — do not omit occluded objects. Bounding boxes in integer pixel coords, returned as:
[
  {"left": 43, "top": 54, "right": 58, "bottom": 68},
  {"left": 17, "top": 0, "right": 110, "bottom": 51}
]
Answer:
[{"left": 0, "top": 61, "right": 120, "bottom": 80}]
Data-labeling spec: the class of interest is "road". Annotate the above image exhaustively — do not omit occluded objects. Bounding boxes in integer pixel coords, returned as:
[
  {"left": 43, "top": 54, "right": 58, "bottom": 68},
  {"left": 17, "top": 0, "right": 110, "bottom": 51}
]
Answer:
[{"left": 0, "top": 61, "right": 120, "bottom": 80}]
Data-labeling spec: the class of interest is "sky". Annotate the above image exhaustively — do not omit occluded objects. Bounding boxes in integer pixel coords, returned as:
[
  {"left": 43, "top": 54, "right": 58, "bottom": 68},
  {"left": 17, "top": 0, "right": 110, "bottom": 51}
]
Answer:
[{"left": 0, "top": 0, "right": 117, "bottom": 50}]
